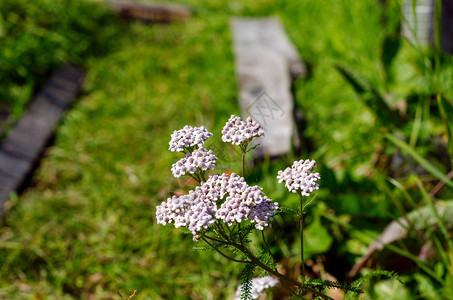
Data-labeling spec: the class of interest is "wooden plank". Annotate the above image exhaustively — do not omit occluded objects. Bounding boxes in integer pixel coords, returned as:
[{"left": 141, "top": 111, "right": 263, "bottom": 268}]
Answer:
[
  {"left": 2, "top": 120, "right": 54, "bottom": 159},
  {"left": 231, "top": 17, "right": 305, "bottom": 158},
  {"left": 108, "top": 1, "right": 193, "bottom": 23},
  {"left": 0, "top": 151, "right": 31, "bottom": 181},
  {"left": 0, "top": 64, "right": 84, "bottom": 215},
  {"left": 401, "top": 0, "right": 453, "bottom": 53},
  {"left": 442, "top": 0, "right": 453, "bottom": 54},
  {"left": 28, "top": 95, "right": 63, "bottom": 120}
]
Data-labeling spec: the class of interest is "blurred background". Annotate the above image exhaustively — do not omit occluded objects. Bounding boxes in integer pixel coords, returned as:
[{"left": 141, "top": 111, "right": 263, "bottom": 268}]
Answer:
[{"left": 0, "top": 0, "right": 453, "bottom": 299}]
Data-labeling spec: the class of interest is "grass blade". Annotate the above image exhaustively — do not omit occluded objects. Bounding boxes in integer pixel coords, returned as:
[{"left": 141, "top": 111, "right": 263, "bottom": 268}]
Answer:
[
  {"left": 334, "top": 63, "right": 402, "bottom": 126},
  {"left": 385, "top": 133, "right": 453, "bottom": 188}
]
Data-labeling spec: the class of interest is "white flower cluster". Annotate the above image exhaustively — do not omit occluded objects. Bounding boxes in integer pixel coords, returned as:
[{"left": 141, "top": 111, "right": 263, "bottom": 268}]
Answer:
[
  {"left": 212, "top": 173, "right": 278, "bottom": 230},
  {"left": 155, "top": 190, "right": 217, "bottom": 234},
  {"left": 169, "top": 125, "right": 213, "bottom": 152},
  {"left": 234, "top": 276, "right": 279, "bottom": 300},
  {"left": 221, "top": 115, "right": 264, "bottom": 146},
  {"left": 171, "top": 148, "right": 217, "bottom": 178},
  {"left": 156, "top": 173, "right": 279, "bottom": 235},
  {"left": 277, "top": 159, "right": 320, "bottom": 195}
]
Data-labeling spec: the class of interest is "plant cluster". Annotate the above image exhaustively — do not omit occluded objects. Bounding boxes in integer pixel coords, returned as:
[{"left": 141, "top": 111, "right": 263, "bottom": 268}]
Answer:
[{"left": 157, "top": 115, "right": 367, "bottom": 299}]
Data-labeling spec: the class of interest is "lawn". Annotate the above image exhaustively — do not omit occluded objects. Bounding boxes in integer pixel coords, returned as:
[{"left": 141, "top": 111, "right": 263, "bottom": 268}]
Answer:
[{"left": 1, "top": 0, "right": 452, "bottom": 299}]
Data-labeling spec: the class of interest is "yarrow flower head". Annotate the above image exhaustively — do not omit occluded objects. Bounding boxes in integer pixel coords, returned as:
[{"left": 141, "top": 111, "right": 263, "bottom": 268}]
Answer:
[
  {"left": 155, "top": 190, "right": 217, "bottom": 234},
  {"left": 221, "top": 115, "right": 264, "bottom": 146},
  {"left": 169, "top": 125, "right": 213, "bottom": 152},
  {"left": 156, "top": 173, "right": 279, "bottom": 235},
  {"left": 277, "top": 159, "right": 320, "bottom": 195},
  {"left": 233, "top": 276, "right": 279, "bottom": 300},
  {"left": 211, "top": 173, "right": 278, "bottom": 230},
  {"left": 171, "top": 148, "right": 217, "bottom": 178}
]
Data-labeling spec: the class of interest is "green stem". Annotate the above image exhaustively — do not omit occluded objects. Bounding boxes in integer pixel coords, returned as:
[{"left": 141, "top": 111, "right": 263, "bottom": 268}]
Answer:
[
  {"left": 204, "top": 234, "right": 233, "bottom": 245},
  {"left": 299, "top": 193, "right": 305, "bottom": 283},
  {"left": 206, "top": 224, "right": 333, "bottom": 299},
  {"left": 188, "top": 173, "right": 201, "bottom": 183},
  {"left": 215, "top": 221, "right": 231, "bottom": 241},
  {"left": 235, "top": 242, "right": 333, "bottom": 300},
  {"left": 261, "top": 230, "right": 275, "bottom": 267},
  {"left": 229, "top": 224, "right": 237, "bottom": 238},
  {"left": 201, "top": 237, "right": 250, "bottom": 263},
  {"left": 242, "top": 151, "right": 245, "bottom": 177},
  {"left": 200, "top": 170, "right": 206, "bottom": 182},
  {"left": 238, "top": 223, "right": 244, "bottom": 246},
  {"left": 279, "top": 280, "right": 305, "bottom": 299}
]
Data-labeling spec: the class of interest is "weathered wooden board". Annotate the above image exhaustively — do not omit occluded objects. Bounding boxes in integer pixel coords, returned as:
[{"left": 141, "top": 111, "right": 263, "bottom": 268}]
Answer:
[
  {"left": 0, "top": 64, "right": 84, "bottom": 215},
  {"left": 442, "top": 0, "right": 453, "bottom": 54},
  {"left": 401, "top": 0, "right": 453, "bottom": 54},
  {"left": 231, "top": 17, "right": 305, "bottom": 158},
  {"left": 108, "top": 1, "right": 193, "bottom": 23}
]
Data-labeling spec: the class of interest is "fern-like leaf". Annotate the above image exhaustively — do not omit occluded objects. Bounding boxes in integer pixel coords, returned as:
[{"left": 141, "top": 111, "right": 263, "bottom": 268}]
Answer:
[
  {"left": 193, "top": 245, "right": 215, "bottom": 251},
  {"left": 255, "top": 246, "right": 277, "bottom": 271},
  {"left": 302, "top": 279, "right": 363, "bottom": 294},
  {"left": 193, "top": 239, "right": 225, "bottom": 251},
  {"left": 274, "top": 207, "right": 299, "bottom": 217},
  {"left": 344, "top": 270, "right": 404, "bottom": 299},
  {"left": 240, "top": 263, "right": 257, "bottom": 300},
  {"left": 351, "top": 270, "right": 404, "bottom": 289},
  {"left": 180, "top": 228, "right": 193, "bottom": 235}
]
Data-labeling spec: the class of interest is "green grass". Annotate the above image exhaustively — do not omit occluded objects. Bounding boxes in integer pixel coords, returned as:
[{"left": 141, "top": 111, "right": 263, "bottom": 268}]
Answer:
[
  {"left": 1, "top": 0, "right": 451, "bottom": 299},
  {"left": 0, "top": 0, "right": 121, "bottom": 134}
]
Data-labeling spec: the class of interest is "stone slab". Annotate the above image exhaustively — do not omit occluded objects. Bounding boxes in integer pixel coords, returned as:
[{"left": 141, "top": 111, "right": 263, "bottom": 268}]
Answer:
[{"left": 231, "top": 17, "right": 305, "bottom": 158}]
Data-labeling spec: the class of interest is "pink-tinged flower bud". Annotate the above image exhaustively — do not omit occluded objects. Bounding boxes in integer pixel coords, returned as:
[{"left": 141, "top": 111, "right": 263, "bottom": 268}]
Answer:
[
  {"left": 169, "top": 125, "right": 213, "bottom": 152},
  {"left": 277, "top": 159, "right": 320, "bottom": 195},
  {"left": 171, "top": 148, "right": 217, "bottom": 178},
  {"left": 221, "top": 115, "right": 264, "bottom": 146}
]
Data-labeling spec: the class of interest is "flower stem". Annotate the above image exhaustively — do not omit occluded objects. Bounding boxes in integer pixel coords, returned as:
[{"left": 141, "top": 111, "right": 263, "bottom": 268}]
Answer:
[
  {"left": 261, "top": 230, "right": 275, "bottom": 267},
  {"left": 204, "top": 234, "right": 231, "bottom": 244},
  {"left": 299, "top": 193, "right": 305, "bottom": 283},
  {"left": 241, "top": 151, "right": 245, "bottom": 177},
  {"left": 201, "top": 236, "right": 250, "bottom": 263},
  {"left": 233, "top": 240, "right": 333, "bottom": 300},
  {"left": 205, "top": 224, "right": 333, "bottom": 300},
  {"left": 189, "top": 173, "right": 201, "bottom": 183}
]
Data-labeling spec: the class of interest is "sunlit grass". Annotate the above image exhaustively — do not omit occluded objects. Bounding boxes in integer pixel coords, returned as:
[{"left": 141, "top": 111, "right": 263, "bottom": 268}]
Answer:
[{"left": 1, "top": 0, "right": 438, "bottom": 298}]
